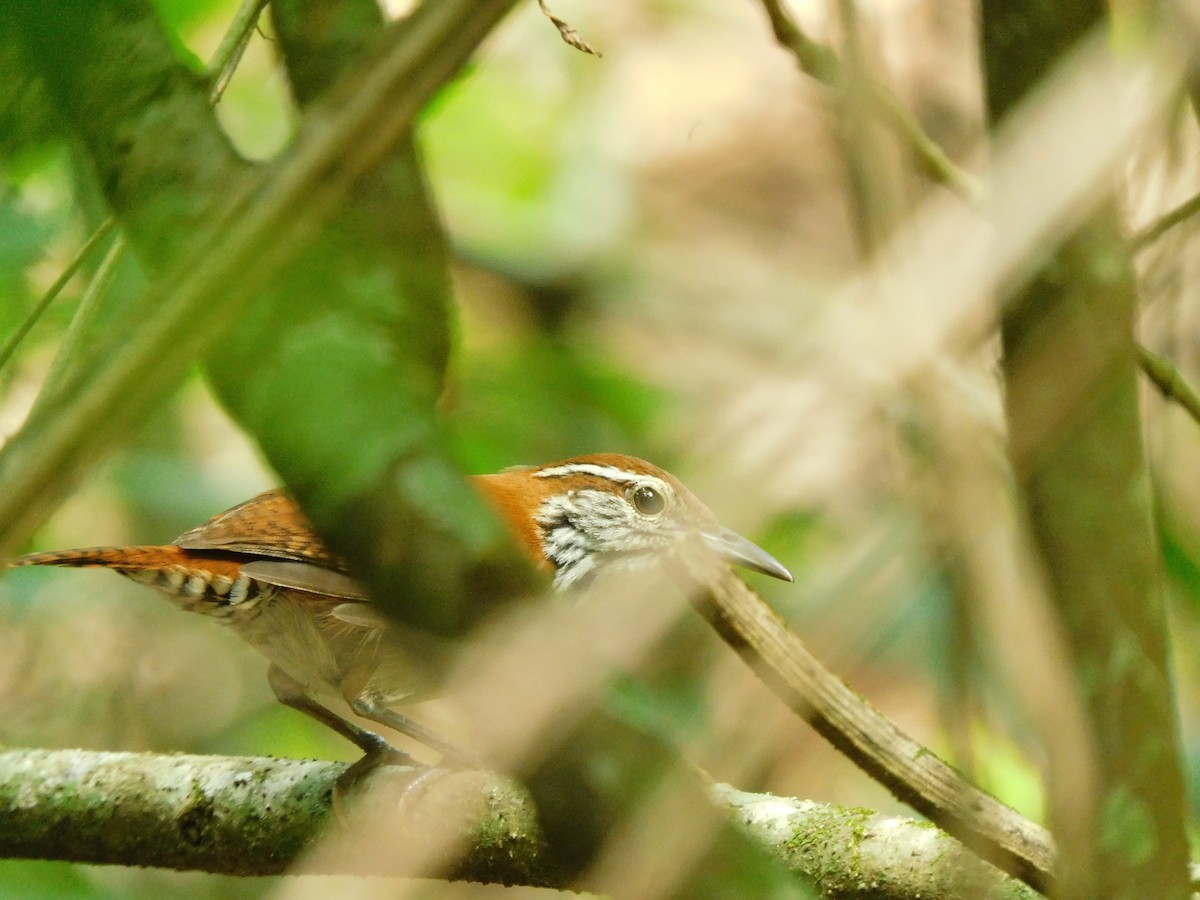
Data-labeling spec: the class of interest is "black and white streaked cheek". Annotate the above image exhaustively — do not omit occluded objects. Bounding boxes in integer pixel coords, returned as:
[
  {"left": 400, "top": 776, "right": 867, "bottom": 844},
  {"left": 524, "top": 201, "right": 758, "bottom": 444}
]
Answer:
[
  {"left": 544, "top": 519, "right": 597, "bottom": 589},
  {"left": 537, "top": 491, "right": 601, "bottom": 588},
  {"left": 549, "top": 532, "right": 597, "bottom": 589},
  {"left": 536, "top": 488, "right": 674, "bottom": 589}
]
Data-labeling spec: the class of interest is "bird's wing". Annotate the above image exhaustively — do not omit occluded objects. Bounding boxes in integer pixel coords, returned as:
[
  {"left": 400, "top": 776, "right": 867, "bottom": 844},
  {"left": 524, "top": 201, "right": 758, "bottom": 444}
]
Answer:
[
  {"left": 175, "top": 489, "right": 371, "bottom": 601},
  {"left": 238, "top": 559, "right": 369, "bottom": 601},
  {"left": 174, "top": 489, "right": 347, "bottom": 570}
]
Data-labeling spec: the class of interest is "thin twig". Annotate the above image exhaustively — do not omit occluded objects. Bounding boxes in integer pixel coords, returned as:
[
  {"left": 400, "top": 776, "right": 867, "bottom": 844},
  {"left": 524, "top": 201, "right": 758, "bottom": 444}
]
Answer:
[
  {"left": 34, "top": 234, "right": 126, "bottom": 409},
  {"left": 537, "top": 0, "right": 601, "bottom": 56},
  {"left": 756, "top": 0, "right": 983, "bottom": 202},
  {"left": 759, "top": 0, "right": 838, "bottom": 79},
  {"left": 0, "top": 219, "right": 115, "bottom": 375},
  {"left": 1137, "top": 343, "right": 1200, "bottom": 425},
  {"left": 207, "top": 0, "right": 272, "bottom": 103},
  {"left": 1132, "top": 189, "right": 1200, "bottom": 251}
]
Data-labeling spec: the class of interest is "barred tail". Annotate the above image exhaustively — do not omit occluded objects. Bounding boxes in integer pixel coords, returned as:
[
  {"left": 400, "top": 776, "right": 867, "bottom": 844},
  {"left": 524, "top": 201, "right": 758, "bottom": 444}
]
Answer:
[
  {"left": 11, "top": 546, "right": 180, "bottom": 570},
  {"left": 11, "top": 545, "right": 262, "bottom": 614}
]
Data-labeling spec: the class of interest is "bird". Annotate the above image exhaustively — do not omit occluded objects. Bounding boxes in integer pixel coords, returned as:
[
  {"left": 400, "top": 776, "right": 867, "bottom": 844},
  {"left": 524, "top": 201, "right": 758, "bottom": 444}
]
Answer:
[{"left": 11, "top": 453, "right": 792, "bottom": 775}]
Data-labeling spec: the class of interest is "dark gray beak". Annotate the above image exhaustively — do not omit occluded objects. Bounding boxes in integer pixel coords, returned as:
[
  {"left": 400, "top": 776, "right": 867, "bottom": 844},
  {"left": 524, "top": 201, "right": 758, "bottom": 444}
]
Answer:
[{"left": 703, "top": 528, "right": 793, "bottom": 582}]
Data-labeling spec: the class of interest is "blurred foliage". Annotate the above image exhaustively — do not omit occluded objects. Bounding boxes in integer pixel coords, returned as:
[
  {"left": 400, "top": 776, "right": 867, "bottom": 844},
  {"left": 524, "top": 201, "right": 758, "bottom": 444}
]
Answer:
[
  {"left": 0, "top": 1, "right": 664, "bottom": 893},
  {"left": 1161, "top": 515, "right": 1200, "bottom": 614},
  {"left": 2, "top": 0, "right": 1200, "bottom": 895},
  {"left": 448, "top": 335, "right": 663, "bottom": 472},
  {"left": 0, "top": 860, "right": 104, "bottom": 900},
  {"left": 0, "top": 195, "right": 50, "bottom": 342},
  {"left": 424, "top": 57, "right": 629, "bottom": 276}
]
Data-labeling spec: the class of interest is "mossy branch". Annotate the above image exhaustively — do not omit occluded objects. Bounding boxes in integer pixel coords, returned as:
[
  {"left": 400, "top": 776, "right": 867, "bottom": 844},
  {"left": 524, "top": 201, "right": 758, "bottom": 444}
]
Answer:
[
  {"left": 0, "top": 746, "right": 1050, "bottom": 896},
  {"left": 716, "top": 785, "right": 1042, "bottom": 900},
  {"left": 0, "top": 748, "right": 546, "bottom": 882}
]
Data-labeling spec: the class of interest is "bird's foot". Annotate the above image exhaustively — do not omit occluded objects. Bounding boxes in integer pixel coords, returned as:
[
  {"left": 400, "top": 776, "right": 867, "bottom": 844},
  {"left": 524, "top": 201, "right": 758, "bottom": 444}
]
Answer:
[{"left": 332, "top": 735, "right": 422, "bottom": 823}]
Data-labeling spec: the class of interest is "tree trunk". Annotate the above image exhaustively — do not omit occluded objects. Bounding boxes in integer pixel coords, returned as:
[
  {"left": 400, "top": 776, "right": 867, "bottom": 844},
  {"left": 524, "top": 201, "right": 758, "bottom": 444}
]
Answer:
[{"left": 981, "top": 3, "right": 1192, "bottom": 897}]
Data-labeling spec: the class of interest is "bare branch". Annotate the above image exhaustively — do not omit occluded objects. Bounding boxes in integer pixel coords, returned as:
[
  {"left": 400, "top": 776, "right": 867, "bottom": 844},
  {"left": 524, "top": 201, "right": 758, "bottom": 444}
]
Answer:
[{"left": 669, "top": 538, "right": 1055, "bottom": 894}]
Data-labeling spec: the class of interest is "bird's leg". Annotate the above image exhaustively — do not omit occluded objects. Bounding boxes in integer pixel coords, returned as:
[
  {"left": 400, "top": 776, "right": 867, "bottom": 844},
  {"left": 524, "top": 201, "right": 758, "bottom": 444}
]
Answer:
[
  {"left": 345, "top": 691, "right": 479, "bottom": 769},
  {"left": 267, "top": 663, "right": 418, "bottom": 799}
]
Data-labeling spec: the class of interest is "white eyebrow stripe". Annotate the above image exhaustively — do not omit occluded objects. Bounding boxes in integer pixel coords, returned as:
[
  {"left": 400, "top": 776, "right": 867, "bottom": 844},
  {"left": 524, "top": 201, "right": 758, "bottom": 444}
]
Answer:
[{"left": 534, "top": 463, "right": 648, "bottom": 483}]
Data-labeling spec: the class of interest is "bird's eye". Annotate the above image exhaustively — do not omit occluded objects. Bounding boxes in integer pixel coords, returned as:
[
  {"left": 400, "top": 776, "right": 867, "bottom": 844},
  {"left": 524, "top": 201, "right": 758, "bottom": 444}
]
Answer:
[{"left": 630, "top": 485, "right": 666, "bottom": 516}]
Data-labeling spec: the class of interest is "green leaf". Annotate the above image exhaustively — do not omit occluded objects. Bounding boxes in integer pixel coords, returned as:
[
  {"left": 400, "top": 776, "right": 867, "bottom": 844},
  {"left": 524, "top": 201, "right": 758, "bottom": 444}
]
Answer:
[{"left": 204, "top": 130, "right": 532, "bottom": 633}]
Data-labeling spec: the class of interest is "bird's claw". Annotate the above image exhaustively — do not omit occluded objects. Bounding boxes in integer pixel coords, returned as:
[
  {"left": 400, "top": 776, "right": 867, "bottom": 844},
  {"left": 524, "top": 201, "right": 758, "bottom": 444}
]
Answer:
[{"left": 332, "top": 740, "right": 422, "bottom": 824}]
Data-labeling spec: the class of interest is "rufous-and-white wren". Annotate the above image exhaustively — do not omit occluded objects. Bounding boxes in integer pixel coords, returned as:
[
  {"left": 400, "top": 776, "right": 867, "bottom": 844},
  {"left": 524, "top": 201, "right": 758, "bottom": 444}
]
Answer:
[{"left": 12, "top": 453, "right": 792, "bottom": 767}]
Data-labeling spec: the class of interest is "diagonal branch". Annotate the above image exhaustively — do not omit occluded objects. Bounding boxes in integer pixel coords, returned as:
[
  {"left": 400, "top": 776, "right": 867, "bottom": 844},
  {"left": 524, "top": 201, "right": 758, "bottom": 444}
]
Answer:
[
  {"left": 1132, "top": 189, "right": 1200, "bottom": 251},
  {"left": 669, "top": 537, "right": 1056, "bottom": 895},
  {"left": 0, "top": 219, "right": 116, "bottom": 375},
  {"left": 756, "top": 0, "right": 983, "bottom": 201},
  {"left": 1138, "top": 343, "right": 1200, "bottom": 427}
]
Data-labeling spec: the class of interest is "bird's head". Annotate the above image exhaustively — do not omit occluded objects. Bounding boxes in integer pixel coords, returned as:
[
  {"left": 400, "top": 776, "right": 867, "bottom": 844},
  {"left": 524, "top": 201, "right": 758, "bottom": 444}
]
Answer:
[{"left": 475, "top": 453, "right": 792, "bottom": 590}]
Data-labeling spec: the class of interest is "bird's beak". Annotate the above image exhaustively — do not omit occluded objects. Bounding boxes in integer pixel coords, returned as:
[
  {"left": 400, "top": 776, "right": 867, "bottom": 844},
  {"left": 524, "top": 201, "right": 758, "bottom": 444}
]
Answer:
[{"left": 703, "top": 528, "right": 793, "bottom": 582}]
